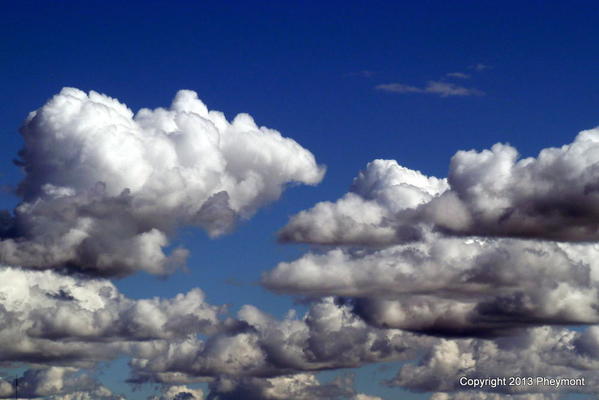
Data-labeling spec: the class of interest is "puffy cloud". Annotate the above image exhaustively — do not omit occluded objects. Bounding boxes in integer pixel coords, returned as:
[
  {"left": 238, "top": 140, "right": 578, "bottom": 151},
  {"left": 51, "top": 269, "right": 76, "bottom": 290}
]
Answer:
[
  {"left": 278, "top": 159, "right": 447, "bottom": 245},
  {"left": 353, "top": 395, "right": 383, "bottom": 400},
  {"left": 265, "top": 232, "right": 599, "bottom": 335},
  {"left": 206, "top": 373, "right": 355, "bottom": 400},
  {"left": 1, "top": 88, "right": 324, "bottom": 277},
  {"left": 0, "top": 367, "right": 123, "bottom": 400},
  {"left": 281, "top": 128, "right": 599, "bottom": 245},
  {"left": 149, "top": 385, "right": 204, "bottom": 400},
  {"left": 271, "top": 150, "right": 599, "bottom": 397},
  {"left": 0, "top": 265, "right": 221, "bottom": 367},
  {"left": 415, "top": 132, "right": 599, "bottom": 241},
  {"left": 129, "top": 298, "right": 429, "bottom": 382},
  {"left": 391, "top": 326, "right": 599, "bottom": 394}
]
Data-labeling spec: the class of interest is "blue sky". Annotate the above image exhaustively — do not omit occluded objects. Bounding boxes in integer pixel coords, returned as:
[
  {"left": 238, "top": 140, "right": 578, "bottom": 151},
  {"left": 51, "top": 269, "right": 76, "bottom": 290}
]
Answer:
[{"left": 3, "top": 1, "right": 599, "bottom": 399}]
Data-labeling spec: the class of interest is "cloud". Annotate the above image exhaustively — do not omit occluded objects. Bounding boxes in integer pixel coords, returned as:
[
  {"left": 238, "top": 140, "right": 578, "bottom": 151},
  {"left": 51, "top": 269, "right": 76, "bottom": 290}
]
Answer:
[
  {"left": 390, "top": 326, "right": 599, "bottom": 394},
  {"left": 149, "top": 385, "right": 204, "bottom": 400},
  {"left": 0, "top": 88, "right": 324, "bottom": 277},
  {"left": 446, "top": 72, "right": 470, "bottom": 79},
  {"left": 128, "top": 297, "right": 430, "bottom": 383},
  {"left": 266, "top": 230, "right": 599, "bottom": 335},
  {"left": 417, "top": 132, "right": 599, "bottom": 241},
  {"left": 376, "top": 81, "right": 484, "bottom": 97},
  {"left": 0, "top": 367, "right": 124, "bottom": 400},
  {"left": 0, "top": 265, "right": 221, "bottom": 367},
  {"left": 469, "top": 63, "right": 491, "bottom": 71},
  {"left": 270, "top": 147, "right": 599, "bottom": 396},
  {"left": 206, "top": 373, "right": 356, "bottom": 400},
  {"left": 281, "top": 128, "right": 599, "bottom": 244},
  {"left": 278, "top": 159, "right": 448, "bottom": 245}
]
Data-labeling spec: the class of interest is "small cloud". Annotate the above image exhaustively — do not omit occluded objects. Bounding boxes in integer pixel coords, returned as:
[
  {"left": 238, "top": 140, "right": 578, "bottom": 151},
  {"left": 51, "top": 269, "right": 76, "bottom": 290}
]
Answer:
[
  {"left": 424, "top": 81, "right": 484, "bottom": 97},
  {"left": 375, "top": 81, "right": 484, "bottom": 97},
  {"left": 446, "top": 72, "right": 470, "bottom": 79},
  {"left": 345, "top": 70, "right": 376, "bottom": 78},
  {"left": 469, "top": 63, "right": 491, "bottom": 71},
  {"left": 374, "top": 83, "right": 422, "bottom": 94}
]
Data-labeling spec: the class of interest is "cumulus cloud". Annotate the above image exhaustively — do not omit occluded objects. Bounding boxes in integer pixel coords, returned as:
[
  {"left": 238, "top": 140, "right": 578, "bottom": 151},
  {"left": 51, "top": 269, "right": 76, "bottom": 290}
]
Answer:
[
  {"left": 206, "top": 373, "right": 356, "bottom": 400},
  {"left": 265, "top": 231, "right": 599, "bottom": 335},
  {"left": 391, "top": 326, "right": 599, "bottom": 394},
  {"left": 281, "top": 127, "right": 599, "bottom": 244},
  {"left": 271, "top": 146, "right": 599, "bottom": 397},
  {"left": 0, "top": 88, "right": 324, "bottom": 276},
  {"left": 149, "top": 385, "right": 204, "bottom": 400},
  {"left": 278, "top": 159, "right": 447, "bottom": 245},
  {"left": 0, "top": 367, "right": 124, "bottom": 400},
  {"left": 415, "top": 133, "right": 599, "bottom": 241},
  {"left": 376, "top": 81, "right": 484, "bottom": 97},
  {"left": 0, "top": 266, "right": 221, "bottom": 367},
  {"left": 129, "top": 297, "right": 429, "bottom": 383}
]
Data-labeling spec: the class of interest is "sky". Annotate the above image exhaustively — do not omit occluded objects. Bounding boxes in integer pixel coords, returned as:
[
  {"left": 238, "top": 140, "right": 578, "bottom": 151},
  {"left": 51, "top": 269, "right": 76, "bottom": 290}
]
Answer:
[{"left": 2, "top": 1, "right": 599, "bottom": 399}]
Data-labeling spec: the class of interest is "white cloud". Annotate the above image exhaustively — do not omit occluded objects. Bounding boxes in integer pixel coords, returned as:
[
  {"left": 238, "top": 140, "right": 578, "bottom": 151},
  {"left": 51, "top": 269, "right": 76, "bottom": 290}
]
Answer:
[
  {"left": 148, "top": 385, "right": 204, "bottom": 400},
  {"left": 0, "top": 265, "right": 221, "bottom": 367},
  {"left": 0, "top": 88, "right": 324, "bottom": 277},
  {"left": 376, "top": 81, "right": 484, "bottom": 97},
  {"left": 446, "top": 72, "right": 470, "bottom": 79},
  {"left": 278, "top": 159, "right": 447, "bottom": 245}
]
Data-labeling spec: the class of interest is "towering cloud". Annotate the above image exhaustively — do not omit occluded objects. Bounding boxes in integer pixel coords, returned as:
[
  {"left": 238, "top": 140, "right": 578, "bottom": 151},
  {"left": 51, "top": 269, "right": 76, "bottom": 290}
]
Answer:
[{"left": 1, "top": 88, "right": 324, "bottom": 276}]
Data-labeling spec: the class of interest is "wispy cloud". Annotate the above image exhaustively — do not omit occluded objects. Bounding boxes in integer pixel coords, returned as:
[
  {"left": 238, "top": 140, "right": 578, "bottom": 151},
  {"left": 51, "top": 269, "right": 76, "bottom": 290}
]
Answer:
[
  {"left": 469, "top": 62, "right": 491, "bottom": 71},
  {"left": 345, "top": 70, "right": 376, "bottom": 78},
  {"left": 375, "top": 80, "right": 484, "bottom": 97},
  {"left": 446, "top": 72, "right": 470, "bottom": 79}
]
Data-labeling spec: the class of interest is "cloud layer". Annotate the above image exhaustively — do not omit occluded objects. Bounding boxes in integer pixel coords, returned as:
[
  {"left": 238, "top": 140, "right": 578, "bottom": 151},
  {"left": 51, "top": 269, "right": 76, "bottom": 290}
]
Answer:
[
  {"left": 270, "top": 132, "right": 599, "bottom": 396},
  {"left": 0, "top": 88, "right": 324, "bottom": 276}
]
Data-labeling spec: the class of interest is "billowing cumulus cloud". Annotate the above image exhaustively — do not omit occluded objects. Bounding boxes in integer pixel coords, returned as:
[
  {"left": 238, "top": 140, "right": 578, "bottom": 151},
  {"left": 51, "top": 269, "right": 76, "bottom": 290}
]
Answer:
[
  {"left": 0, "top": 88, "right": 324, "bottom": 277},
  {"left": 0, "top": 266, "right": 221, "bottom": 367},
  {"left": 149, "top": 385, "right": 204, "bottom": 400},
  {"left": 281, "top": 128, "right": 599, "bottom": 245},
  {"left": 416, "top": 132, "right": 599, "bottom": 241},
  {"left": 265, "top": 232, "right": 599, "bottom": 336},
  {"left": 0, "top": 367, "right": 124, "bottom": 399},
  {"left": 278, "top": 159, "right": 447, "bottom": 245},
  {"left": 206, "top": 373, "right": 356, "bottom": 400},
  {"left": 392, "top": 326, "right": 599, "bottom": 394},
  {"left": 129, "top": 297, "right": 428, "bottom": 383},
  {"left": 270, "top": 147, "right": 599, "bottom": 397}
]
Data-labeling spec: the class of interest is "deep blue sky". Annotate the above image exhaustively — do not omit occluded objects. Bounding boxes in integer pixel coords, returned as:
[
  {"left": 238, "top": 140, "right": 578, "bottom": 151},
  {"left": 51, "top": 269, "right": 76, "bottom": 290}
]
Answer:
[{"left": 2, "top": 1, "right": 599, "bottom": 399}]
